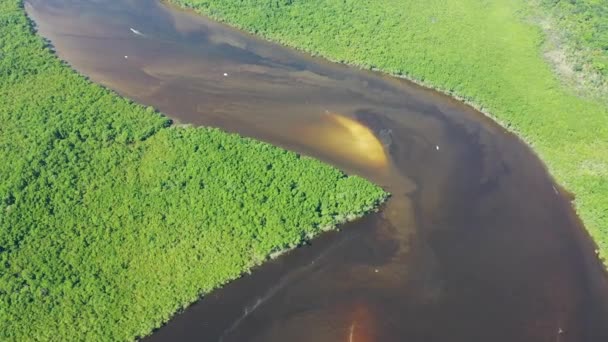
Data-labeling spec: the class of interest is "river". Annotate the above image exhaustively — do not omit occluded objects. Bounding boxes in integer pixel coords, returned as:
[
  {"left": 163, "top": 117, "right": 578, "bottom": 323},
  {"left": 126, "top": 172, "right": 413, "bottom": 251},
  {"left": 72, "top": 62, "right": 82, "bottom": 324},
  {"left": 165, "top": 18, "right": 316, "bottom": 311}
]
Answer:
[{"left": 25, "top": 0, "right": 608, "bottom": 341}]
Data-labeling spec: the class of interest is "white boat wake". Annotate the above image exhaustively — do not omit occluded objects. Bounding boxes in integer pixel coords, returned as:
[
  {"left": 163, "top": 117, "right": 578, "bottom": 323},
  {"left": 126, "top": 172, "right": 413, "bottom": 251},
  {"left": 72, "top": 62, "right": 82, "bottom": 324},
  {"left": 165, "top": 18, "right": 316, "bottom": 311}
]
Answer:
[
  {"left": 218, "top": 233, "right": 358, "bottom": 341},
  {"left": 129, "top": 27, "right": 144, "bottom": 36}
]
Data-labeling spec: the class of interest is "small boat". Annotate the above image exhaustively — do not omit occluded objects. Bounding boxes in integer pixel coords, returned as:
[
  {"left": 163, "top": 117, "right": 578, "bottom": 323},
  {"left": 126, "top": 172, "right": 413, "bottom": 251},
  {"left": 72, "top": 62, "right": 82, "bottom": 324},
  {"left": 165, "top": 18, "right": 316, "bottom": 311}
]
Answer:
[{"left": 129, "top": 27, "right": 143, "bottom": 36}]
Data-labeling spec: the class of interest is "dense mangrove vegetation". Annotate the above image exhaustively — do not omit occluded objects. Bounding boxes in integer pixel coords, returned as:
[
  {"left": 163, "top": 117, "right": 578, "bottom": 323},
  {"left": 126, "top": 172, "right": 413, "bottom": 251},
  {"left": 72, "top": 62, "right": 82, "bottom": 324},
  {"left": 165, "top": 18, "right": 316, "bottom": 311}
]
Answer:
[
  {"left": 539, "top": 0, "right": 608, "bottom": 78},
  {"left": 0, "top": 0, "right": 387, "bottom": 339},
  {"left": 171, "top": 0, "right": 608, "bottom": 264},
  {"left": 532, "top": 0, "right": 608, "bottom": 99}
]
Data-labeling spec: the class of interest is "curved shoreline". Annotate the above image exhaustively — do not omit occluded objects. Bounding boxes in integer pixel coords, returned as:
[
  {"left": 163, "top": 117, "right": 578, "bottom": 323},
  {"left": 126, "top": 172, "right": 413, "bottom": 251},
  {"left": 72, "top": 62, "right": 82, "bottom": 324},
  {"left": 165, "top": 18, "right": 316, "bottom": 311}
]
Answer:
[
  {"left": 166, "top": 0, "right": 608, "bottom": 268},
  {"left": 0, "top": 1, "right": 387, "bottom": 340},
  {"left": 21, "top": 0, "right": 608, "bottom": 340}
]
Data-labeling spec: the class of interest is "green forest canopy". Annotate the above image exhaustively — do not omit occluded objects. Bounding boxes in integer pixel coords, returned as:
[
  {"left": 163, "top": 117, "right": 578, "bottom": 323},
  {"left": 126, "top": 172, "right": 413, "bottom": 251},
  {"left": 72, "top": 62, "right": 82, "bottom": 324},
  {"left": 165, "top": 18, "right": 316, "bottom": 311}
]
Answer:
[
  {"left": 170, "top": 0, "right": 608, "bottom": 264},
  {"left": 541, "top": 0, "right": 608, "bottom": 77},
  {"left": 0, "top": 0, "right": 387, "bottom": 340}
]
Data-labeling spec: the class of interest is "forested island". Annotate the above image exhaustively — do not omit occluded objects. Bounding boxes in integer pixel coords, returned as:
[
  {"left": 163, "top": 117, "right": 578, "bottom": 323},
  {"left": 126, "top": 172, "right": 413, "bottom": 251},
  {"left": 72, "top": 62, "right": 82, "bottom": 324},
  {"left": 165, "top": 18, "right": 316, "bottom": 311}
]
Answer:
[
  {"left": 170, "top": 0, "right": 608, "bottom": 265},
  {"left": 0, "top": 0, "right": 387, "bottom": 340}
]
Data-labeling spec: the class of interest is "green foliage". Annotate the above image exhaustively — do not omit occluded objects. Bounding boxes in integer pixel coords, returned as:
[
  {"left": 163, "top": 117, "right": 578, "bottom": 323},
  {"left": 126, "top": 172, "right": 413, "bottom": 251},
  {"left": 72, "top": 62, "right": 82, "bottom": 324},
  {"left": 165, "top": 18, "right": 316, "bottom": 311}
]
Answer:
[
  {"left": 169, "top": 0, "right": 607, "bottom": 264},
  {"left": 0, "top": 0, "right": 387, "bottom": 340},
  {"left": 540, "top": 0, "right": 608, "bottom": 77}
]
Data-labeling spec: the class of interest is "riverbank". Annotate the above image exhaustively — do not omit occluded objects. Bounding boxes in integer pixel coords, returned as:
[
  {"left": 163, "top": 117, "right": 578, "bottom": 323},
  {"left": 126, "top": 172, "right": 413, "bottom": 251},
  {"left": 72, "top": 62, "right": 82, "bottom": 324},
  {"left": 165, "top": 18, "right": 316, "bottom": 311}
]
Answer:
[
  {"left": 0, "top": 0, "right": 387, "bottom": 340},
  {"left": 169, "top": 0, "right": 608, "bottom": 265}
]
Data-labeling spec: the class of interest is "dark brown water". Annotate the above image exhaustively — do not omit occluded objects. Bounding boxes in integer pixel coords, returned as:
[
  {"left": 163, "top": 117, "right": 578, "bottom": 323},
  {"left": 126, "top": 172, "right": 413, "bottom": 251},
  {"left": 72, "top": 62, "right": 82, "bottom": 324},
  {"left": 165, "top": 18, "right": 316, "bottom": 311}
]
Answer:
[{"left": 26, "top": 1, "right": 608, "bottom": 341}]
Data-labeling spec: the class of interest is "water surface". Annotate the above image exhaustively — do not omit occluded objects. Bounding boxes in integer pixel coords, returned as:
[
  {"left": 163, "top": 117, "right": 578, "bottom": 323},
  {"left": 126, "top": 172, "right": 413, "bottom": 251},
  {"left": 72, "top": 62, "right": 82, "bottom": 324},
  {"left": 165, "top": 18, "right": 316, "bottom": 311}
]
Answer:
[{"left": 26, "top": 1, "right": 608, "bottom": 341}]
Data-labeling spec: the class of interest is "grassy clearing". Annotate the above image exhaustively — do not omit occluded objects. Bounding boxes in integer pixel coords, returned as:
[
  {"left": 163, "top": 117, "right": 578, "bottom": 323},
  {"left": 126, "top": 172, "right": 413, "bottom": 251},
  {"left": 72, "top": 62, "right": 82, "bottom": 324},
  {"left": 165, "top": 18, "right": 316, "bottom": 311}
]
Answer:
[
  {"left": 538, "top": 0, "right": 608, "bottom": 77},
  {"left": 0, "top": 0, "right": 387, "bottom": 340},
  {"left": 531, "top": 0, "right": 608, "bottom": 101},
  {"left": 171, "top": 0, "right": 608, "bottom": 265}
]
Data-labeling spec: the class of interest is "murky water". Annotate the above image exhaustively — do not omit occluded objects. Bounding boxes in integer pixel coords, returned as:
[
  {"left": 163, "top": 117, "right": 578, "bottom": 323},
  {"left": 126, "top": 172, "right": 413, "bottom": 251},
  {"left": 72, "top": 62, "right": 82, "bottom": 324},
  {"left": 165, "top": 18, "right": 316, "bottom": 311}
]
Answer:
[{"left": 26, "top": 1, "right": 608, "bottom": 341}]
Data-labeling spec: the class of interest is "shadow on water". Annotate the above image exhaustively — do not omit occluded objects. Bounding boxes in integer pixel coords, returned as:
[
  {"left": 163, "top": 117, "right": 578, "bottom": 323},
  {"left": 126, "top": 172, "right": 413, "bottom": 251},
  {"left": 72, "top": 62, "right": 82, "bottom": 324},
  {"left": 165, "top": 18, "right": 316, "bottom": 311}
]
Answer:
[{"left": 25, "top": 0, "right": 608, "bottom": 341}]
